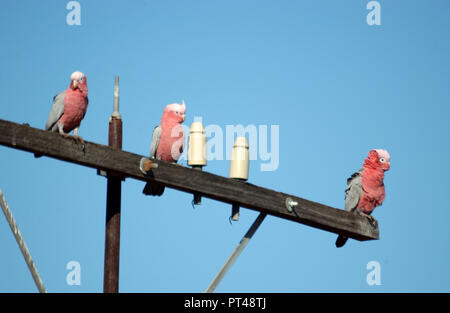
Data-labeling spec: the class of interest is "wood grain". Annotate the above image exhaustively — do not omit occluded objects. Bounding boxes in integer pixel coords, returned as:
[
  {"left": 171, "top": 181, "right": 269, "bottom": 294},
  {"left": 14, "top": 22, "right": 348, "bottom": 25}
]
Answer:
[{"left": 0, "top": 119, "right": 379, "bottom": 241}]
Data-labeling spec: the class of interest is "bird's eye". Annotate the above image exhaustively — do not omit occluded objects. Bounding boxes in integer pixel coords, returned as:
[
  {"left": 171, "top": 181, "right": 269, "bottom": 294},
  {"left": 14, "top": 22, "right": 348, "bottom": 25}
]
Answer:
[
  {"left": 175, "top": 111, "right": 179, "bottom": 114},
  {"left": 379, "top": 158, "right": 386, "bottom": 163}
]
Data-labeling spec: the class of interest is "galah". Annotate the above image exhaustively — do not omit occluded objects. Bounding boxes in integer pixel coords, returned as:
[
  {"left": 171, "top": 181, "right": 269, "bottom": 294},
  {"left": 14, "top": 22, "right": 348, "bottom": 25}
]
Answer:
[
  {"left": 34, "top": 71, "right": 88, "bottom": 158},
  {"left": 45, "top": 71, "right": 88, "bottom": 137},
  {"left": 142, "top": 101, "right": 186, "bottom": 196},
  {"left": 335, "top": 149, "right": 390, "bottom": 248}
]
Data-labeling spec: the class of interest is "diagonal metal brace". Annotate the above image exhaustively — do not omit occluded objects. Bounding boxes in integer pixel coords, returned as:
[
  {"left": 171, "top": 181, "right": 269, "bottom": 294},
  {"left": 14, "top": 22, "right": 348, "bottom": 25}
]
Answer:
[{"left": 205, "top": 212, "right": 267, "bottom": 293}]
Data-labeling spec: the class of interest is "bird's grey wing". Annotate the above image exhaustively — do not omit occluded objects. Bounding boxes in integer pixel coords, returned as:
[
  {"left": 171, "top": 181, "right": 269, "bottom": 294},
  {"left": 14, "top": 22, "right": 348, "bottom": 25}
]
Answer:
[
  {"left": 149, "top": 125, "right": 161, "bottom": 158},
  {"left": 45, "top": 91, "right": 65, "bottom": 131},
  {"left": 344, "top": 169, "right": 363, "bottom": 212},
  {"left": 179, "top": 134, "right": 185, "bottom": 154},
  {"left": 81, "top": 96, "right": 89, "bottom": 120}
]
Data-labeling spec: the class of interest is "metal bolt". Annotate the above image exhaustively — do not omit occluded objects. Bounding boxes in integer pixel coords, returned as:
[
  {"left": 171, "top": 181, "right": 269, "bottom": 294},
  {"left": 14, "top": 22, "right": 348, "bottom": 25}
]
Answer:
[{"left": 285, "top": 197, "right": 298, "bottom": 213}]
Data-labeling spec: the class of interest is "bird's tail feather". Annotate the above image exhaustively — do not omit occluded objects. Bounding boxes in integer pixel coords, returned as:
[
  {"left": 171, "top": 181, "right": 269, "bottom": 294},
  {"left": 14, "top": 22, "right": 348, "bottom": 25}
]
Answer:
[
  {"left": 335, "top": 235, "right": 348, "bottom": 248},
  {"left": 142, "top": 182, "right": 165, "bottom": 196}
]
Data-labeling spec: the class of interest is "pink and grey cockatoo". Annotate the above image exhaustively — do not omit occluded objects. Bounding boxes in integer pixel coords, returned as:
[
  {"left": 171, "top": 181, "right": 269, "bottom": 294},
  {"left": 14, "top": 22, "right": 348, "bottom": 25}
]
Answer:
[
  {"left": 142, "top": 101, "right": 186, "bottom": 196},
  {"left": 45, "top": 71, "right": 88, "bottom": 137},
  {"left": 35, "top": 71, "right": 88, "bottom": 158},
  {"left": 335, "top": 149, "right": 390, "bottom": 248}
]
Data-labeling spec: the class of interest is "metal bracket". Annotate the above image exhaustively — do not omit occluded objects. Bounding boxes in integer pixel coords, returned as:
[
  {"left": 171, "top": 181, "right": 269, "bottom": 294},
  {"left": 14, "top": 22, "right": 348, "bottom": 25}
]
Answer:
[
  {"left": 139, "top": 157, "right": 159, "bottom": 175},
  {"left": 96, "top": 169, "right": 126, "bottom": 181},
  {"left": 285, "top": 197, "right": 298, "bottom": 213},
  {"left": 97, "top": 169, "right": 107, "bottom": 177}
]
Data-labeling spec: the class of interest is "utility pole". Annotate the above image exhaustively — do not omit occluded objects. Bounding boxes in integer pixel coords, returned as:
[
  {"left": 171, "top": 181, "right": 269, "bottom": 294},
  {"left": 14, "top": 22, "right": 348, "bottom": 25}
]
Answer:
[
  {"left": 0, "top": 118, "right": 379, "bottom": 243},
  {"left": 103, "top": 76, "right": 123, "bottom": 293},
  {"left": 0, "top": 117, "right": 380, "bottom": 292}
]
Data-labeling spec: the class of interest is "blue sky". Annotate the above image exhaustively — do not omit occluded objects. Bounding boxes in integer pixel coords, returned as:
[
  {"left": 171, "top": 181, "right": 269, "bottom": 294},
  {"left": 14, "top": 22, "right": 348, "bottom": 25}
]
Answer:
[{"left": 1, "top": 0, "right": 449, "bottom": 292}]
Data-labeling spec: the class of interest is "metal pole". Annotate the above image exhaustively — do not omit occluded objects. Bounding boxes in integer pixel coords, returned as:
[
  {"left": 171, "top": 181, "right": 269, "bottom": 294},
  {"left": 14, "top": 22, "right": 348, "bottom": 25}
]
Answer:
[
  {"left": 192, "top": 165, "right": 202, "bottom": 205},
  {"left": 103, "top": 76, "right": 123, "bottom": 293},
  {"left": 205, "top": 212, "right": 266, "bottom": 293},
  {"left": 0, "top": 188, "right": 46, "bottom": 293},
  {"left": 112, "top": 76, "right": 121, "bottom": 119}
]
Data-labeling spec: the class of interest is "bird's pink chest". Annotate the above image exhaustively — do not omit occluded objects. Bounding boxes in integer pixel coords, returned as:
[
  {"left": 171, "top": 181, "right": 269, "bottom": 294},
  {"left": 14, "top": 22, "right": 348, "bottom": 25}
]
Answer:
[
  {"left": 358, "top": 169, "right": 386, "bottom": 214},
  {"left": 157, "top": 122, "right": 184, "bottom": 162},
  {"left": 60, "top": 92, "right": 88, "bottom": 132}
]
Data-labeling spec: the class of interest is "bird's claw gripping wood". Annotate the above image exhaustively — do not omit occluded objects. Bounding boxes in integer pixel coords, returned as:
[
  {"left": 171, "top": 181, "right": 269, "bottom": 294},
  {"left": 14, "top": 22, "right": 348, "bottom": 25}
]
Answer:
[
  {"left": 62, "top": 133, "right": 86, "bottom": 153},
  {"left": 73, "top": 134, "right": 85, "bottom": 145},
  {"left": 357, "top": 211, "right": 378, "bottom": 228},
  {"left": 139, "top": 157, "right": 159, "bottom": 175},
  {"left": 59, "top": 132, "right": 71, "bottom": 139}
]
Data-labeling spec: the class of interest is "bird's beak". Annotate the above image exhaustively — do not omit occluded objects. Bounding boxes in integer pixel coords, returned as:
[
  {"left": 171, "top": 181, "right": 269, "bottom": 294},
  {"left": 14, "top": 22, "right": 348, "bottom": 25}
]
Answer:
[
  {"left": 181, "top": 114, "right": 186, "bottom": 122},
  {"left": 72, "top": 80, "right": 78, "bottom": 89}
]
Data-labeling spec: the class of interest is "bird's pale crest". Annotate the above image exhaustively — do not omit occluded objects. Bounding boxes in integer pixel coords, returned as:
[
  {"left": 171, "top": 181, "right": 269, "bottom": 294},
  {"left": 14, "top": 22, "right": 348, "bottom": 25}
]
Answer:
[
  {"left": 375, "top": 149, "right": 390, "bottom": 162},
  {"left": 70, "top": 71, "right": 85, "bottom": 81}
]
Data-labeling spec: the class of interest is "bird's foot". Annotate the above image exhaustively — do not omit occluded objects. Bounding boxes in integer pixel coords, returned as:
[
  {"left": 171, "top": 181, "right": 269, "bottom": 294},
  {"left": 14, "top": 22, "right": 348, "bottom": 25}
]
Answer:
[
  {"left": 368, "top": 216, "right": 377, "bottom": 228},
  {"left": 73, "top": 135, "right": 85, "bottom": 145},
  {"left": 357, "top": 211, "right": 377, "bottom": 227},
  {"left": 59, "top": 132, "right": 71, "bottom": 139}
]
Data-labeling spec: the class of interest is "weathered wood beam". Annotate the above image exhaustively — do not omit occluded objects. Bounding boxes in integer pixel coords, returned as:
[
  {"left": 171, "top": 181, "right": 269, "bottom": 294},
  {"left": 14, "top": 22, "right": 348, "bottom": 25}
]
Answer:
[{"left": 0, "top": 119, "right": 379, "bottom": 241}]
